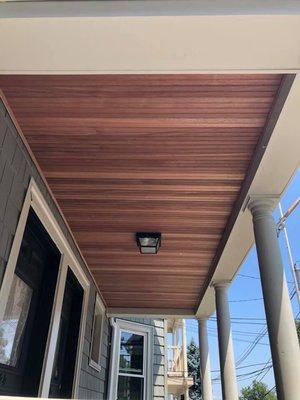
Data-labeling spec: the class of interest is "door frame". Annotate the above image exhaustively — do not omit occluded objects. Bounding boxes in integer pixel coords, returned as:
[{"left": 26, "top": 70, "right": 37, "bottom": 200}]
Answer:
[{"left": 0, "top": 178, "right": 90, "bottom": 398}]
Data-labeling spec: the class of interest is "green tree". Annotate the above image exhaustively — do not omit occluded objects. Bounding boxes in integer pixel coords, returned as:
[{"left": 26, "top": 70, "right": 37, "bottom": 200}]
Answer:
[
  {"left": 296, "top": 319, "right": 300, "bottom": 342},
  {"left": 239, "top": 380, "right": 277, "bottom": 400},
  {"left": 187, "top": 340, "right": 201, "bottom": 400},
  {"left": 0, "top": 327, "right": 8, "bottom": 363}
]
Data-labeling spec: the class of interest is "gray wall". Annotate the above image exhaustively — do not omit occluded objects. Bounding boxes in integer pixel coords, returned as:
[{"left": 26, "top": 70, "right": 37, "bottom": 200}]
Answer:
[
  {"left": 0, "top": 99, "right": 109, "bottom": 399},
  {"left": 0, "top": 99, "right": 166, "bottom": 400}
]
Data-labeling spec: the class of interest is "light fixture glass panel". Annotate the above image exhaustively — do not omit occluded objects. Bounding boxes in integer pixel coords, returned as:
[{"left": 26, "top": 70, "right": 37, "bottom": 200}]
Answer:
[
  {"left": 139, "top": 237, "right": 157, "bottom": 247},
  {"left": 0, "top": 274, "right": 32, "bottom": 367},
  {"left": 140, "top": 247, "right": 157, "bottom": 254}
]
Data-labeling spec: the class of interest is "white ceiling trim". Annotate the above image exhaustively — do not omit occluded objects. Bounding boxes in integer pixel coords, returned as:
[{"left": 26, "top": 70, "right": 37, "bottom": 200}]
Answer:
[{"left": 0, "top": 15, "right": 300, "bottom": 73}]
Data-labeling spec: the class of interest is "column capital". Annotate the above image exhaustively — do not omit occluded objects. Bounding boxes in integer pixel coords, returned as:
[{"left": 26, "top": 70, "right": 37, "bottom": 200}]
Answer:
[
  {"left": 212, "top": 280, "right": 231, "bottom": 290},
  {"left": 247, "top": 195, "right": 279, "bottom": 218},
  {"left": 197, "top": 315, "right": 210, "bottom": 322}
]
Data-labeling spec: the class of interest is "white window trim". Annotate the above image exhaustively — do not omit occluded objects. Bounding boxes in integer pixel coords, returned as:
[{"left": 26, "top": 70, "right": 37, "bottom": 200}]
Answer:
[
  {"left": 0, "top": 178, "right": 91, "bottom": 398},
  {"left": 108, "top": 318, "right": 154, "bottom": 400},
  {"left": 89, "top": 293, "right": 105, "bottom": 372}
]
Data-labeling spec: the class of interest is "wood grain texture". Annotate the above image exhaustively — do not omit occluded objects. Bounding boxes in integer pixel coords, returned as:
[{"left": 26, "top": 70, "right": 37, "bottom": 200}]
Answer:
[{"left": 0, "top": 74, "right": 282, "bottom": 312}]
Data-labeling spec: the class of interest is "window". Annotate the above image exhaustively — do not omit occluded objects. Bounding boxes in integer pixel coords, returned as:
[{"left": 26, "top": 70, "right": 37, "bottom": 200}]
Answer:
[
  {"left": 89, "top": 294, "right": 105, "bottom": 371},
  {"left": 108, "top": 320, "right": 153, "bottom": 400},
  {"left": 117, "top": 331, "right": 145, "bottom": 399}
]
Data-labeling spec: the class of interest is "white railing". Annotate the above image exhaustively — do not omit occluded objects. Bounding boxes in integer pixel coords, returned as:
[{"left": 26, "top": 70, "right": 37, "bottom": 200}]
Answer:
[{"left": 167, "top": 345, "right": 184, "bottom": 375}]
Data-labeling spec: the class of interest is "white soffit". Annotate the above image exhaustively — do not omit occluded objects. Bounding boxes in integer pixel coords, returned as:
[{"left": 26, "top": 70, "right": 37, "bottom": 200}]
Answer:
[
  {"left": 0, "top": 14, "right": 300, "bottom": 73},
  {"left": 196, "top": 74, "right": 300, "bottom": 318}
]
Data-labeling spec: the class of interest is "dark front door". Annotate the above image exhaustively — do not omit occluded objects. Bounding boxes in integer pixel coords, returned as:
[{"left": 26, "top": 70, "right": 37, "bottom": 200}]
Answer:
[
  {"left": 49, "top": 268, "right": 83, "bottom": 399},
  {"left": 0, "top": 209, "right": 60, "bottom": 396}
]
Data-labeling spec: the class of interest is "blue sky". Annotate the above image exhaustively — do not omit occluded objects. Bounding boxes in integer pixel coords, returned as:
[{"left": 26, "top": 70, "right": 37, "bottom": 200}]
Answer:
[{"left": 186, "top": 169, "right": 300, "bottom": 399}]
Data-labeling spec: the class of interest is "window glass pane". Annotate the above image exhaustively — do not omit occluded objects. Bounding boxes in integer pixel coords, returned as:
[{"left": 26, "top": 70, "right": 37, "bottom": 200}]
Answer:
[
  {"left": 91, "top": 311, "right": 102, "bottom": 364},
  {"left": 119, "top": 331, "right": 144, "bottom": 375},
  {"left": 0, "top": 275, "right": 32, "bottom": 366},
  {"left": 117, "top": 375, "right": 144, "bottom": 400}
]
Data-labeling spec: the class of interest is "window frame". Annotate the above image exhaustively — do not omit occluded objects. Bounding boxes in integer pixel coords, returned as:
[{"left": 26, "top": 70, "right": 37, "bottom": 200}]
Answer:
[
  {"left": 0, "top": 178, "right": 91, "bottom": 398},
  {"left": 89, "top": 293, "right": 105, "bottom": 371},
  {"left": 108, "top": 319, "right": 153, "bottom": 400},
  {"left": 118, "top": 328, "right": 147, "bottom": 397}
]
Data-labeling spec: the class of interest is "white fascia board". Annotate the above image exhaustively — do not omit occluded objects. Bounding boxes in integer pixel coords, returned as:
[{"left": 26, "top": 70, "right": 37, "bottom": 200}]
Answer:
[
  {"left": 196, "top": 74, "right": 300, "bottom": 318},
  {"left": 0, "top": 15, "right": 300, "bottom": 73},
  {"left": 1, "top": 1, "right": 300, "bottom": 18},
  {"left": 106, "top": 308, "right": 196, "bottom": 319}
]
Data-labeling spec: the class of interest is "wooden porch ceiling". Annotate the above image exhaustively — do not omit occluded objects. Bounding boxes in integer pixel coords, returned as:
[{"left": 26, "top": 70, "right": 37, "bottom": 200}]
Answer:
[{"left": 0, "top": 74, "right": 283, "bottom": 313}]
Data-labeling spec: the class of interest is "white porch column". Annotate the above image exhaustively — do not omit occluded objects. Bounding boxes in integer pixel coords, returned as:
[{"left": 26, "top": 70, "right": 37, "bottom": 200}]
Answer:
[
  {"left": 198, "top": 318, "right": 213, "bottom": 400},
  {"left": 248, "top": 197, "right": 300, "bottom": 400},
  {"left": 214, "top": 282, "right": 239, "bottom": 400},
  {"left": 182, "top": 319, "right": 190, "bottom": 400}
]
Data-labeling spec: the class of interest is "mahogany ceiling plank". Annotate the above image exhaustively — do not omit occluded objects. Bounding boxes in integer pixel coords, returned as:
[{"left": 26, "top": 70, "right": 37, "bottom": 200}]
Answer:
[{"left": 0, "top": 74, "right": 283, "bottom": 311}]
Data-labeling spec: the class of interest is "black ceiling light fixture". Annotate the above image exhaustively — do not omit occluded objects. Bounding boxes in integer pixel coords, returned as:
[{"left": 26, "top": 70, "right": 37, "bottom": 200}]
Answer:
[{"left": 136, "top": 232, "right": 161, "bottom": 254}]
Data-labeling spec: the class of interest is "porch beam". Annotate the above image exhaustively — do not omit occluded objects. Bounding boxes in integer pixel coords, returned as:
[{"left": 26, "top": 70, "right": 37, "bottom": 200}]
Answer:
[
  {"left": 1, "top": 15, "right": 300, "bottom": 74},
  {"left": 106, "top": 307, "right": 196, "bottom": 319}
]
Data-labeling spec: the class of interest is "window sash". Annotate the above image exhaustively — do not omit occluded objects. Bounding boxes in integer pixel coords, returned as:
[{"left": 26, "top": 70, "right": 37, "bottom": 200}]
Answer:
[
  {"left": 117, "top": 374, "right": 144, "bottom": 400},
  {"left": 118, "top": 329, "right": 145, "bottom": 377},
  {"left": 117, "top": 328, "right": 147, "bottom": 399}
]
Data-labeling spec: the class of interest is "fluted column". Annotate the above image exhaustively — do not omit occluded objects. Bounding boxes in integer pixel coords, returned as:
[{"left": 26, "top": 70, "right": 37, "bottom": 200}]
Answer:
[
  {"left": 248, "top": 197, "right": 300, "bottom": 400},
  {"left": 198, "top": 318, "right": 213, "bottom": 400},
  {"left": 214, "top": 282, "right": 238, "bottom": 400}
]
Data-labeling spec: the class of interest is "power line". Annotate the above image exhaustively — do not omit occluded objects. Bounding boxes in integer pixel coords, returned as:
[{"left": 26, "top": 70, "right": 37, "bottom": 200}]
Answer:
[
  {"left": 206, "top": 333, "right": 269, "bottom": 347},
  {"left": 257, "top": 358, "right": 273, "bottom": 383},
  {"left": 167, "top": 362, "right": 272, "bottom": 376},
  {"left": 212, "top": 362, "right": 272, "bottom": 373},
  {"left": 235, "top": 327, "right": 268, "bottom": 367},
  {"left": 209, "top": 319, "right": 266, "bottom": 326},
  {"left": 208, "top": 316, "right": 266, "bottom": 321},
  {"left": 237, "top": 274, "right": 261, "bottom": 280},
  {"left": 237, "top": 273, "right": 294, "bottom": 285},
  {"left": 212, "top": 364, "right": 273, "bottom": 383},
  {"left": 229, "top": 297, "right": 263, "bottom": 303},
  {"left": 187, "top": 286, "right": 299, "bottom": 388},
  {"left": 233, "top": 290, "right": 297, "bottom": 368},
  {"left": 262, "top": 385, "right": 276, "bottom": 399},
  {"left": 189, "top": 323, "right": 264, "bottom": 337}
]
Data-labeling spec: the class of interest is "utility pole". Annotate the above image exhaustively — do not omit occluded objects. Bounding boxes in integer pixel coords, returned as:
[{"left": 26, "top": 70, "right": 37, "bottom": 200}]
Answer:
[{"left": 277, "top": 200, "right": 300, "bottom": 307}]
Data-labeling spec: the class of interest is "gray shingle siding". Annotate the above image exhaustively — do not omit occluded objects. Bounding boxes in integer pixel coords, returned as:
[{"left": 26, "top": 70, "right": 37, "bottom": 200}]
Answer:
[
  {"left": 0, "top": 100, "right": 109, "bottom": 399},
  {"left": 0, "top": 100, "right": 166, "bottom": 400}
]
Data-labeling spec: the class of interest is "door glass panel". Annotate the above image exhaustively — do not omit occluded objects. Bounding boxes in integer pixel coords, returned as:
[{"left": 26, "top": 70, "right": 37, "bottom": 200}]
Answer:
[
  {"left": 119, "top": 332, "right": 144, "bottom": 375},
  {"left": 0, "top": 275, "right": 32, "bottom": 366},
  {"left": 117, "top": 376, "right": 144, "bottom": 400}
]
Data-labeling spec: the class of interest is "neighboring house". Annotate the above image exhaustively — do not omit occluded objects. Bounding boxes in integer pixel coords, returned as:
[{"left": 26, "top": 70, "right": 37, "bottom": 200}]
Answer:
[
  {"left": 166, "top": 320, "right": 193, "bottom": 400},
  {"left": 0, "top": 2, "right": 300, "bottom": 400}
]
